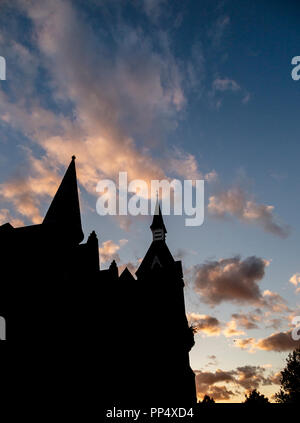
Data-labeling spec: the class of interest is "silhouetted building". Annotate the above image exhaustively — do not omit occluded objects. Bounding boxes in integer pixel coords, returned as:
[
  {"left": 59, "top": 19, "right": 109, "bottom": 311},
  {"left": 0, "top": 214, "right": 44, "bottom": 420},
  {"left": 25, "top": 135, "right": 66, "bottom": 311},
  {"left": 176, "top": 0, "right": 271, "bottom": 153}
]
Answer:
[{"left": 0, "top": 157, "right": 196, "bottom": 406}]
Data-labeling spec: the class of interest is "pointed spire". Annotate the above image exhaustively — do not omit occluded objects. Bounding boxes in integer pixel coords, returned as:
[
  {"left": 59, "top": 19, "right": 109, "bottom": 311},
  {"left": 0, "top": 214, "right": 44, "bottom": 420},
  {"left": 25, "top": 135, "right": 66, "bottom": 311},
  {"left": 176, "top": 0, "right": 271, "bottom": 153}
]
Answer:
[
  {"left": 43, "top": 156, "right": 84, "bottom": 243},
  {"left": 150, "top": 195, "right": 167, "bottom": 241}
]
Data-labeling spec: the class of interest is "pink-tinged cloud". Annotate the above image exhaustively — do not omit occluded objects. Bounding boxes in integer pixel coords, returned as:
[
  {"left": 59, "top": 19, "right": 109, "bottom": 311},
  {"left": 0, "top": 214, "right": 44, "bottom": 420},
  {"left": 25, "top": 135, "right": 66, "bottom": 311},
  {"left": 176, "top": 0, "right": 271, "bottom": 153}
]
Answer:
[
  {"left": 255, "top": 330, "right": 300, "bottom": 352},
  {"left": 234, "top": 338, "right": 256, "bottom": 351},
  {"left": 223, "top": 319, "right": 245, "bottom": 338},
  {"left": 262, "top": 290, "right": 290, "bottom": 313},
  {"left": 0, "top": 209, "right": 24, "bottom": 227},
  {"left": 208, "top": 187, "right": 290, "bottom": 238},
  {"left": 0, "top": 153, "right": 60, "bottom": 223},
  {"left": 290, "top": 273, "right": 300, "bottom": 286},
  {"left": 187, "top": 313, "right": 221, "bottom": 336},
  {"left": 235, "top": 330, "right": 300, "bottom": 352},
  {"left": 0, "top": 0, "right": 210, "bottom": 224},
  {"left": 99, "top": 239, "right": 128, "bottom": 264},
  {"left": 289, "top": 273, "right": 300, "bottom": 293}
]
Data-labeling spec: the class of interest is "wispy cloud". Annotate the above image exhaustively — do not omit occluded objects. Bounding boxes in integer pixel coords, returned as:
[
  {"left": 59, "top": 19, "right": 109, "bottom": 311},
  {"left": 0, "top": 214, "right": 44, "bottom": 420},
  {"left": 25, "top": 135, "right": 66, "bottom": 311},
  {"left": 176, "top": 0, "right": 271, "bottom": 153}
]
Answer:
[
  {"left": 212, "top": 78, "right": 240, "bottom": 92},
  {"left": 0, "top": 151, "right": 60, "bottom": 223},
  {"left": 209, "top": 77, "right": 250, "bottom": 108},
  {"left": 0, "top": 208, "right": 23, "bottom": 227},
  {"left": 208, "top": 15, "right": 230, "bottom": 47},
  {"left": 208, "top": 187, "right": 290, "bottom": 238}
]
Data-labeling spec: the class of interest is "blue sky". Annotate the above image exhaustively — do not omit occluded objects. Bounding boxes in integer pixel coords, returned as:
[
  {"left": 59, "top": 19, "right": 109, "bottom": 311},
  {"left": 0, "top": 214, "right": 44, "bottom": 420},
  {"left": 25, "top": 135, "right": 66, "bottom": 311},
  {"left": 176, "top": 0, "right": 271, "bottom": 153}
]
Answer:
[{"left": 0, "top": 0, "right": 299, "bottom": 401}]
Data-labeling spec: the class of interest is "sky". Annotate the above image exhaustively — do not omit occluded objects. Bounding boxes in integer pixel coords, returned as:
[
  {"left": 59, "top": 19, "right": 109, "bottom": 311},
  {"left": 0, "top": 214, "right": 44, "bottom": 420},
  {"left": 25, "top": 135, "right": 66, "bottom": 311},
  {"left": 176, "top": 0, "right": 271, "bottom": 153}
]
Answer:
[{"left": 0, "top": 0, "right": 300, "bottom": 402}]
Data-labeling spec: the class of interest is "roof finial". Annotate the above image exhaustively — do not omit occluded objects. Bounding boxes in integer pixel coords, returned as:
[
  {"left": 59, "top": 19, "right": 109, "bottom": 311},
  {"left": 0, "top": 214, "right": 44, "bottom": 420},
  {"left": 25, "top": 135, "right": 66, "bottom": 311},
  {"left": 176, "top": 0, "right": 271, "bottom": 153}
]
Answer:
[
  {"left": 150, "top": 192, "right": 167, "bottom": 240},
  {"left": 72, "top": 155, "right": 76, "bottom": 161},
  {"left": 154, "top": 191, "right": 160, "bottom": 215}
]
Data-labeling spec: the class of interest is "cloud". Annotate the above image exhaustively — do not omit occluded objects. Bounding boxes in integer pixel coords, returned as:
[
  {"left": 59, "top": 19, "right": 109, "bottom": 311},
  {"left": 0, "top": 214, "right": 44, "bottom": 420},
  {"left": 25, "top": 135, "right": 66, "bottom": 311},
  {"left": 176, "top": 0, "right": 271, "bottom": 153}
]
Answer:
[
  {"left": 234, "top": 338, "right": 255, "bottom": 351},
  {"left": 242, "top": 93, "right": 251, "bottom": 104},
  {"left": 265, "top": 318, "right": 283, "bottom": 330},
  {"left": 195, "top": 369, "right": 235, "bottom": 392},
  {"left": 142, "top": 0, "right": 168, "bottom": 21},
  {"left": 167, "top": 148, "right": 202, "bottom": 181},
  {"left": 223, "top": 320, "right": 245, "bottom": 338},
  {"left": 212, "top": 78, "right": 240, "bottom": 92},
  {"left": 208, "top": 187, "right": 290, "bottom": 238},
  {"left": 195, "top": 365, "right": 276, "bottom": 401},
  {"left": 290, "top": 273, "right": 300, "bottom": 286},
  {"left": 255, "top": 330, "right": 300, "bottom": 352},
  {"left": 208, "top": 15, "right": 230, "bottom": 46},
  {"left": 167, "top": 148, "right": 218, "bottom": 184},
  {"left": 99, "top": 239, "right": 128, "bottom": 264},
  {"left": 0, "top": 208, "right": 23, "bottom": 227},
  {"left": 0, "top": 152, "right": 60, "bottom": 223},
  {"left": 290, "top": 273, "right": 300, "bottom": 293},
  {"left": 193, "top": 256, "right": 268, "bottom": 306},
  {"left": 199, "top": 385, "right": 234, "bottom": 401},
  {"left": 234, "top": 330, "right": 300, "bottom": 352},
  {"left": 209, "top": 74, "right": 250, "bottom": 109},
  {"left": 187, "top": 313, "right": 221, "bottom": 336},
  {"left": 260, "top": 363, "right": 272, "bottom": 369},
  {"left": 270, "top": 371, "right": 281, "bottom": 385},
  {"left": 206, "top": 355, "right": 218, "bottom": 367},
  {"left": 0, "top": 0, "right": 209, "bottom": 223},
  {"left": 231, "top": 312, "right": 261, "bottom": 330},
  {"left": 188, "top": 310, "right": 266, "bottom": 339},
  {"left": 204, "top": 170, "right": 218, "bottom": 182},
  {"left": 262, "top": 290, "right": 290, "bottom": 313},
  {"left": 234, "top": 365, "right": 273, "bottom": 390}
]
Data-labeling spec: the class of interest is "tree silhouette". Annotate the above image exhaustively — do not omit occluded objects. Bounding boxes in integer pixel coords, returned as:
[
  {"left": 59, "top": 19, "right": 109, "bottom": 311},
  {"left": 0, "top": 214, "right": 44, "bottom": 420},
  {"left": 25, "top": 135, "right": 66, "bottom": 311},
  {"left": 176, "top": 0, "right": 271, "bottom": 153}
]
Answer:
[
  {"left": 201, "top": 395, "right": 215, "bottom": 405},
  {"left": 244, "top": 389, "right": 269, "bottom": 404},
  {"left": 275, "top": 348, "right": 300, "bottom": 403}
]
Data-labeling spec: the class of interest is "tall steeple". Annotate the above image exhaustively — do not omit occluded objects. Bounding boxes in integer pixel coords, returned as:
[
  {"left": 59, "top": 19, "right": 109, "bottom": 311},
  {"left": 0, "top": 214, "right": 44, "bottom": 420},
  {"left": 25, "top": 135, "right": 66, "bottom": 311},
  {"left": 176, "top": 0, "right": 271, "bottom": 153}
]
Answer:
[
  {"left": 150, "top": 195, "right": 167, "bottom": 241},
  {"left": 43, "top": 155, "right": 84, "bottom": 244}
]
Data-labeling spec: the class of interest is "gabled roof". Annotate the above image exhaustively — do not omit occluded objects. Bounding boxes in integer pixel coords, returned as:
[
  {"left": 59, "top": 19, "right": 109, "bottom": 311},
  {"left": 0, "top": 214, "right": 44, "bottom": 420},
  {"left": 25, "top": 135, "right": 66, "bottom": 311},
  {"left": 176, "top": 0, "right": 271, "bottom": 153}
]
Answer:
[
  {"left": 119, "top": 267, "right": 136, "bottom": 282},
  {"left": 135, "top": 239, "right": 175, "bottom": 278},
  {"left": 43, "top": 156, "right": 84, "bottom": 243},
  {"left": 0, "top": 222, "right": 14, "bottom": 234}
]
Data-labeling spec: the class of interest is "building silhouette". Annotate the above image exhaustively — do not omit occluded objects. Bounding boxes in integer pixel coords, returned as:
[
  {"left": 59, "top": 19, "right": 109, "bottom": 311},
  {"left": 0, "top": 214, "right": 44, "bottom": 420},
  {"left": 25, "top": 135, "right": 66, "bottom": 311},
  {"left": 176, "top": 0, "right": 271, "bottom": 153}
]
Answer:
[{"left": 0, "top": 156, "right": 196, "bottom": 406}]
